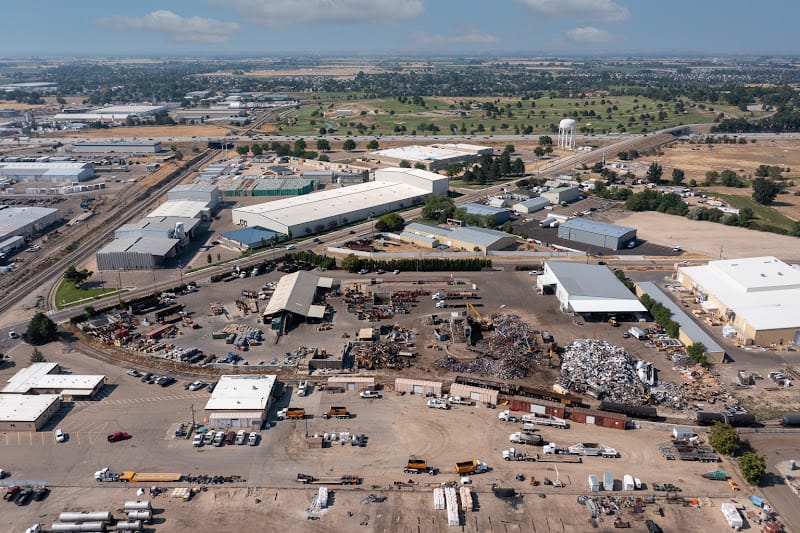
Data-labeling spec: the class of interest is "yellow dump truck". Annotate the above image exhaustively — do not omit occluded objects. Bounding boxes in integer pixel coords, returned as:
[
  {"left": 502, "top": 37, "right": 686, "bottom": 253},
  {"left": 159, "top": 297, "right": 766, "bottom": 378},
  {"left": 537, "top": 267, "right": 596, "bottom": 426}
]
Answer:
[
  {"left": 454, "top": 460, "right": 489, "bottom": 475},
  {"left": 404, "top": 457, "right": 438, "bottom": 475},
  {"left": 118, "top": 471, "right": 183, "bottom": 483}
]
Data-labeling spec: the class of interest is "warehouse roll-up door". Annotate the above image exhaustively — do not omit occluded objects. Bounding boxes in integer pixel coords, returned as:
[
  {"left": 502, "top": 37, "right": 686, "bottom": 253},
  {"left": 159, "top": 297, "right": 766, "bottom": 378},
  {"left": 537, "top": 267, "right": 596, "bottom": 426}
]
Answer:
[
  {"left": 470, "top": 392, "right": 481, "bottom": 401},
  {"left": 586, "top": 416, "right": 595, "bottom": 425},
  {"left": 793, "top": 331, "right": 800, "bottom": 345},
  {"left": 347, "top": 383, "right": 356, "bottom": 391},
  {"left": 531, "top": 404, "right": 546, "bottom": 414},
  {"left": 412, "top": 385, "right": 424, "bottom": 394}
]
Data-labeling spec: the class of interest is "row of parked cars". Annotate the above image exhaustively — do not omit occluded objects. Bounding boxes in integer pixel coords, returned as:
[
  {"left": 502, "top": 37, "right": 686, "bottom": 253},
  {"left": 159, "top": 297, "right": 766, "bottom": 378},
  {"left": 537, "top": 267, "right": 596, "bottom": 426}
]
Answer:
[
  {"left": 3, "top": 485, "right": 49, "bottom": 506},
  {"left": 192, "top": 429, "right": 258, "bottom": 448},
  {"left": 128, "top": 369, "right": 176, "bottom": 387}
]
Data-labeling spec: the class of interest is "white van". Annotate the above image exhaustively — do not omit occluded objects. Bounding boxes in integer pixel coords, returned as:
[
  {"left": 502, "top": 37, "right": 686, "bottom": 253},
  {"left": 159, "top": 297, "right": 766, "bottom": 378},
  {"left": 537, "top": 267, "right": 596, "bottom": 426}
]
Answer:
[{"left": 298, "top": 380, "right": 308, "bottom": 396}]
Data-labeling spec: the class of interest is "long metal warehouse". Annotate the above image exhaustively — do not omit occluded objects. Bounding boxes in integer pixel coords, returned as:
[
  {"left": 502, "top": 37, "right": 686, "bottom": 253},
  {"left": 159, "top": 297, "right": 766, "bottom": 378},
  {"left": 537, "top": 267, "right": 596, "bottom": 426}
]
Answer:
[{"left": 557, "top": 218, "right": 636, "bottom": 250}]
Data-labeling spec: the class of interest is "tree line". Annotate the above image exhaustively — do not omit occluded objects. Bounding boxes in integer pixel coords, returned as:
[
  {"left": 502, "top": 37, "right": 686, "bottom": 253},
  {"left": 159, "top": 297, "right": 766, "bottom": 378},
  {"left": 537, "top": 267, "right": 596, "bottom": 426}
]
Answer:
[{"left": 341, "top": 254, "right": 491, "bottom": 273}]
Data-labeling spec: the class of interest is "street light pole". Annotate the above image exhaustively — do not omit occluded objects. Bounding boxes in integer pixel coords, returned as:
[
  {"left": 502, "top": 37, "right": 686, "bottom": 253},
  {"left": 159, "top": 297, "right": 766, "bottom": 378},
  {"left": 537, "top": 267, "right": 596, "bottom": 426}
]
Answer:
[{"left": 116, "top": 269, "right": 123, "bottom": 306}]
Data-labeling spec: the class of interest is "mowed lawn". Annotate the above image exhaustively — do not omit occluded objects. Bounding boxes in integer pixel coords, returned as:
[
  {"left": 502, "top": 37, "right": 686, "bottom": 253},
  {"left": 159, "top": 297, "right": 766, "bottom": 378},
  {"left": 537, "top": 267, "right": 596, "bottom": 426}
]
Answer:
[
  {"left": 712, "top": 192, "right": 798, "bottom": 232},
  {"left": 54, "top": 280, "right": 119, "bottom": 309}
]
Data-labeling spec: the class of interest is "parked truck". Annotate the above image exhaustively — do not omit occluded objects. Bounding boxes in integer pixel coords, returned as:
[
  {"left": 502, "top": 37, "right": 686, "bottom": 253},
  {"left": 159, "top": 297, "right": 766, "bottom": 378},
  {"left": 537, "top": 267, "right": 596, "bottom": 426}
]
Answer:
[
  {"left": 522, "top": 414, "right": 568, "bottom": 429},
  {"left": 118, "top": 471, "right": 183, "bottom": 483},
  {"left": 720, "top": 502, "right": 743, "bottom": 530},
  {"left": 628, "top": 326, "right": 647, "bottom": 340},
  {"left": 94, "top": 467, "right": 120, "bottom": 482},
  {"left": 276, "top": 408, "right": 306, "bottom": 420},
  {"left": 701, "top": 470, "right": 729, "bottom": 481},
  {"left": 448, "top": 396, "right": 474, "bottom": 406},
  {"left": 455, "top": 460, "right": 489, "bottom": 475},
  {"left": 427, "top": 398, "right": 450, "bottom": 410},
  {"left": 107, "top": 432, "right": 130, "bottom": 442},
  {"left": 502, "top": 448, "right": 536, "bottom": 462},
  {"left": 404, "top": 457, "right": 438, "bottom": 475},
  {"left": 567, "top": 442, "right": 619, "bottom": 458},
  {"left": 509, "top": 432, "right": 543, "bottom": 445},
  {"left": 322, "top": 406, "right": 351, "bottom": 419}
]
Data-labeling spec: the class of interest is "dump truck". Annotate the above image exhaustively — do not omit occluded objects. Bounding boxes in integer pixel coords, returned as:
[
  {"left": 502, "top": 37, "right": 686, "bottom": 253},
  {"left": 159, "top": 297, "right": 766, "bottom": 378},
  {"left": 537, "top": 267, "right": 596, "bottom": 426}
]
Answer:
[
  {"left": 502, "top": 448, "right": 536, "bottom": 462},
  {"left": 404, "top": 457, "right": 438, "bottom": 475},
  {"left": 455, "top": 460, "right": 489, "bottom": 475},
  {"left": 509, "top": 432, "right": 543, "bottom": 445},
  {"left": 276, "top": 408, "right": 306, "bottom": 420},
  {"left": 701, "top": 470, "right": 729, "bottom": 481},
  {"left": 118, "top": 471, "right": 183, "bottom": 483},
  {"left": 322, "top": 406, "right": 351, "bottom": 419}
]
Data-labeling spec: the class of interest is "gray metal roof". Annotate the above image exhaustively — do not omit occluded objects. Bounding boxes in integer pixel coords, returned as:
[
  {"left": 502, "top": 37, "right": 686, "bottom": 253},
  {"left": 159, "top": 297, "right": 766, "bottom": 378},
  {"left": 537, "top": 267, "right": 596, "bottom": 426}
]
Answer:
[
  {"left": 559, "top": 218, "right": 635, "bottom": 238},
  {"left": 637, "top": 282, "right": 725, "bottom": 355},
  {"left": 264, "top": 271, "right": 332, "bottom": 318},
  {"left": 517, "top": 197, "right": 550, "bottom": 209},
  {"left": 97, "top": 236, "right": 178, "bottom": 256},
  {"left": 0, "top": 206, "right": 58, "bottom": 234},
  {"left": 118, "top": 216, "right": 200, "bottom": 234},
  {"left": 406, "top": 222, "right": 514, "bottom": 249},
  {"left": 545, "top": 261, "right": 645, "bottom": 303},
  {"left": 461, "top": 202, "right": 508, "bottom": 216}
]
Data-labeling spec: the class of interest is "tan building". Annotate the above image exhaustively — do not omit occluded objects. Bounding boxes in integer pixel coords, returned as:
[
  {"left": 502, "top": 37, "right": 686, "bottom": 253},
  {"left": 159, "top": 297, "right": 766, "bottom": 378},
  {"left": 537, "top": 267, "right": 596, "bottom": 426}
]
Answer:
[
  {"left": 0, "top": 394, "right": 61, "bottom": 431},
  {"left": 449, "top": 383, "right": 499, "bottom": 405},
  {"left": 394, "top": 378, "right": 442, "bottom": 396},
  {"left": 204, "top": 374, "right": 276, "bottom": 430},
  {"left": 401, "top": 222, "right": 517, "bottom": 254},
  {"left": 677, "top": 256, "right": 800, "bottom": 346}
]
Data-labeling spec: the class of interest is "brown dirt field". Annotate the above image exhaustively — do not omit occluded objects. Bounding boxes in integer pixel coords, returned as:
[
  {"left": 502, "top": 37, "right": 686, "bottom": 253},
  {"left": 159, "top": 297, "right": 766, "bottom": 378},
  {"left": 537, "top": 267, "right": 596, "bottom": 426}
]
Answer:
[
  {"left": 57, "top": 124, "right": 229, "bottom": 139},
  {"left": 612, "top": 211, "right": 800, "bottom": 260},
  {"left": 658, "top": 139, "right": 800, "bottom": 182},
  {"left": 0, "top": 101, "right": 49, "bottom": 110}
]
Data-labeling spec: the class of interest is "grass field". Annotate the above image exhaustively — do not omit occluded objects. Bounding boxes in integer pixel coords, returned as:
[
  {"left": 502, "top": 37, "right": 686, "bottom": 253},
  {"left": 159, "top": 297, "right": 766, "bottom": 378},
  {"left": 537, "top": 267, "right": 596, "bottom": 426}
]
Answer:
[
  {"left": 275, "top": 94, "right": 717, "bottom": 137},
  {"left": 54, "top": 280, "right": 120, "bottom": 310},
  {"left": 709, "top": 192, "right": 798, "bottom": 232}
]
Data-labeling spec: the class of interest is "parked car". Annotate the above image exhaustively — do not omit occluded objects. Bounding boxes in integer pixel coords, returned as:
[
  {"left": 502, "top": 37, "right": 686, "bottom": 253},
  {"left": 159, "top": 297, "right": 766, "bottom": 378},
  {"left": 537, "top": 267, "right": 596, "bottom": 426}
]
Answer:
[
  {"left": 247, "top": 432, "right": 259, "bottom": 446},
  {"left": 235, "top": 430, "right": 247, "bottom": 445},
  {"left": 202, "top": 431, "right": 215, "bottom": 445},
  {"left": 297, "top": 380, "right": 308, "bottom": 396},
  {"left": 140, "top": 373, "right": 153, "bottom": 383},
  {"left": 206, "top": 381, "right": 217, "bottom": 393},
  {"left": 126, "top": 369, "right": 140, "bottom": 377},
  {"left": 31, "top": 487, "right": 49, "bottom": 501},
  {"left": 25, "top": 524, "right": 41, "bottom": 533},
  {"left": 188, "top": 380, "right": 206, "bottom": 391},
  {"left": 192, "top": 434, "right": 204, "bottom": 447},
  {"left": 212, "top": 432, "right": 225, "bottom": 447},
  {"left": 175, "top": 424, "right": 186, "bottom": 438},
  {"left": 54, "top": 429, "right": 66, "bottom": 443},
  {"left": 156, "top": 376, "right": 175, "bottom": 387},
  {"left": 107, "top": 432, "right": 129, "bottom": 442},
  {"left": 224, "top": 431, "right": 236, "bottom": 445},
  {"left": 14, "top": 488, "right": 33, "bottom": 506},
  {"left": 358, "top": 269, "right": 370, "bottom": 275},
  {"left": 360, "top": 390, "right": 381, "bottom": 399},
  {"left": 645, "top": 520, "right": 663, "bottom": 533}
]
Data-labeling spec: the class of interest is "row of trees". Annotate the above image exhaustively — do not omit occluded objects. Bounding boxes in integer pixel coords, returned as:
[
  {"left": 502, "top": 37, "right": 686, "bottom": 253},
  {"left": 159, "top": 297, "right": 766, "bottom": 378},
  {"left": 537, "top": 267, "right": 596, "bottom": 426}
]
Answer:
[
  {"left": 708, "top": 423, "right": 766, "bottom": 485},
  {"left": 638, "top": 293, "right": 680, "bottom": 340},
  {"left": 341, "top": 254, "right": 491, "bottom": 273}
]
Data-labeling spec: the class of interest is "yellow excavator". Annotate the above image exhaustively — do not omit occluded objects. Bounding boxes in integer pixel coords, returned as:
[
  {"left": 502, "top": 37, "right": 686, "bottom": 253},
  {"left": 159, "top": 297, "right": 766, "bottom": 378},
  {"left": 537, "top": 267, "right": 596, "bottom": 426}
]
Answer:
[
  {"left": 608, "top": 316, "right": 619, "bottom": 327},
  {"left": 465, "top": 302, "right": 493, "bottom": 331}
]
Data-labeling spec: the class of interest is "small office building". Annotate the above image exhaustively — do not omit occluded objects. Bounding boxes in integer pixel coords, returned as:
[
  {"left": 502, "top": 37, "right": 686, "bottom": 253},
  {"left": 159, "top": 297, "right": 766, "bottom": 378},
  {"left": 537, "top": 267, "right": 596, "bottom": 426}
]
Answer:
[
  {"left": 557, "top": 219, "right": 637, "bottom": 251},
  {"left": 204, "top": 374, "right": 277, "bottom": 430}
]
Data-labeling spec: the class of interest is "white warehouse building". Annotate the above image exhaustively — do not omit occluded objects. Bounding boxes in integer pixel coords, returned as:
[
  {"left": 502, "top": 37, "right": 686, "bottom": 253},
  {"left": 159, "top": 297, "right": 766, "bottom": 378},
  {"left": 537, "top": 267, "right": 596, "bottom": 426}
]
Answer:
[
  {"left": 232, "top": 167, "right": 448, "bottom": 236},
  {"left": 0, "top": 205, "right": 60, "bottom": 241},
  {"left": 0, "top": 161, "right": 95, "bottom": 182}
]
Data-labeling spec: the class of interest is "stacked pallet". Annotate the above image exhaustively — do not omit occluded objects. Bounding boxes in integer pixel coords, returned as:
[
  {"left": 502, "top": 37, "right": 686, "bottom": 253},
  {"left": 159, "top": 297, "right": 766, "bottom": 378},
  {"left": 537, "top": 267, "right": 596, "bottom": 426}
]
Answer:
[
  {"left": 459, "top": 486, "right": 472, "bottom": 513},
  {"left": 433, "top": 488, "right": 445, "bottom": 510},
  {"left": 444, "top": 486, "right": 460, "bottom": 527}
]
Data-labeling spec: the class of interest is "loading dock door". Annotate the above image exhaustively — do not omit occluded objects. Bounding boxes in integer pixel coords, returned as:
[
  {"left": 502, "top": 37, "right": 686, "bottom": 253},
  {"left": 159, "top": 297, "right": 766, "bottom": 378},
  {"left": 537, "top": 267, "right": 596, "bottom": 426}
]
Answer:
[
  {"left": 586, "top": 416, "right": 595, "bottom": 425},
  {"left": 530, "top": 404, "right": 546, "bottom": 415},
  {"left": 470, "top": 392, "right": 481, "bottom": 401},
  {"left": 793, "top": 331, "right": 800, "bottom": 346},
  {"left": 412, "top": 385, "right": 424, "bottom": 394},
  {"left": 347, "top": 383, "right": 356, "bottom": 391}
]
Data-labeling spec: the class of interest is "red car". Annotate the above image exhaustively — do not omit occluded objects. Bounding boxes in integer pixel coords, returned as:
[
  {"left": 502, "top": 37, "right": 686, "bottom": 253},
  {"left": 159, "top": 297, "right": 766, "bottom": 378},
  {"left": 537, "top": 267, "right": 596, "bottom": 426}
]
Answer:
[{"left": 107, "top": 432, "right": 130, "bottom": 442}]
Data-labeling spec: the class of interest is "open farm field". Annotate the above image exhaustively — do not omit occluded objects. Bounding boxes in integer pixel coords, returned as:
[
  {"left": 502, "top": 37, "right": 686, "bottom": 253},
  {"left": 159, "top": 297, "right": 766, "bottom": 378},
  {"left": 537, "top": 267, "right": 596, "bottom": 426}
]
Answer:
[{"left": 56, "top": 124, "right": 229, "bottom": 139}]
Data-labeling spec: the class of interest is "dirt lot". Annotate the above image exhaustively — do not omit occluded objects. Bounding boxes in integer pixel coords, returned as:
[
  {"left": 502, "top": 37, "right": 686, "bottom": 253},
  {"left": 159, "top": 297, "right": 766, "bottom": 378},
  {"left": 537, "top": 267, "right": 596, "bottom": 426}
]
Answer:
[
  {"left": 612, "top": 211, "right": 800, "bottom": 261},
  {"left": 56, "top": 124, "right": 229, "bottom": 139},
  {"left": 1, "top": 343, "right": 746, "bottom": 533}
]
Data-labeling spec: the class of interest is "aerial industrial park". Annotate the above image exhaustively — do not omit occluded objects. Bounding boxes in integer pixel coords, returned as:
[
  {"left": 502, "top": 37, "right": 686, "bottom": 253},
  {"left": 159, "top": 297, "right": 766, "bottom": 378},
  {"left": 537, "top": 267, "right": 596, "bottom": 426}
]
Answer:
[{"left": 2, "top": 3, "right": 800, "bottom": 533}]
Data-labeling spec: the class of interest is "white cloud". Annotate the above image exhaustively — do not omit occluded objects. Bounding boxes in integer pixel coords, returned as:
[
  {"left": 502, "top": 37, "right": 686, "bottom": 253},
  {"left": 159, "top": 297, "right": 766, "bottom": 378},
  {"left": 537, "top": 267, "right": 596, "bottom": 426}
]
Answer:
[
  {"left": 96, "top": 10, "right": 240, "bottom": 43},
  {"left": 517, "top": 0, "right": 630, "bottom": 23},
  {"left": 412, "top": 29, "right": 497, "bottom": 46},
  {"left": 211, "top": 0, "right": 423, "bottom": 26},
  {"left": 565, "top": 26, "right": 615, "bottom": 44}
]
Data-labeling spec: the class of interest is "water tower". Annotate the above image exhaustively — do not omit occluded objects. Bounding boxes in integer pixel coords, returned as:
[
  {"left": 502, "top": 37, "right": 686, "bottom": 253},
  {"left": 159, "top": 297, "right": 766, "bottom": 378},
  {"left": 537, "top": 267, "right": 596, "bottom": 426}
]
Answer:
[{"left": 558, "top": 118, "right": 576, "bottom": 150}]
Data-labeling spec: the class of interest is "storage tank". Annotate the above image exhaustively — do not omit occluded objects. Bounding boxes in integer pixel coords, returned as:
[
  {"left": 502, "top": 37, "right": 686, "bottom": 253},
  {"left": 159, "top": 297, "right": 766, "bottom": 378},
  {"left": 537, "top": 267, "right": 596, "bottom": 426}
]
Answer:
[
  {"left": 115, "top": 520, "right": 142, "bottom": 531},
  {"left": 123, "top": 500, "right": 152, "bottom": 511},
  {"left": 51, "top": 522, "right": 107, "bottom": 532},
  {"left": 58, "top": 512, "right": 112, "bottom": 523},
  {"left": 126, "top": 510, "right": 152, "bottom": 522},
  {"left": 781, "top": 414, "right": 800, "bottom": 427}
]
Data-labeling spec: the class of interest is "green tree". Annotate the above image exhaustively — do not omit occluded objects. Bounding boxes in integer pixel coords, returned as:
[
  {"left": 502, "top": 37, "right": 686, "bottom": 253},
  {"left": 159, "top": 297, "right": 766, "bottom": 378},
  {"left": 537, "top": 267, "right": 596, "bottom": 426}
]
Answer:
[
  {"left": 539, "top": 135, "right": 553, "bottom": 146},
  {"left": 84, "top": 305, "right": 97, "bottom": 318},
  {"left": 316, "top": 139, "right": 330, "bottom": 151},
  {"left": 366, "top": 139, "right": 380, "bottom": 150},
  {"left": 173, "top": 150, "right": 183, "bottom": 161},
  {"left": 504, "top": 144, "right": 515, "bottom": 154},
  {"left": 708, "top": 422, "right": 740, "bottom": 456},
  {"left": 752, "top": 177, "right": 780, "bottom": 205},
  {"left": 421, "top": 194, "right": 456, "bottom": 223},
  {"left": 739, "top": 452, "right": 767, "bottom": 485},
  {"left": 686, "top": 342, "right": 709, "bottom": 366},
  {"left": 534, "top": 146, "right": 545, "bottom": 158},
  {"left": 293, "top": 138, "right": 307, "bottom": 155},
  {"left": 30, "top": 347, "right": 47, "bottom": 363},
  {"left": 341, "top": 253, "right": 362, "bottom": 273},
  {"left": 23, "top": 312, "right": 59, "bottom": 346},
  {"left": 235, "top": 145, "right": 249, "bottom": 156},
  {"left": 646, "top": 161, "right": 663, "bottom": 184},
  {"left": 63, "top": 266, "right": 92, "bottom": 286},
  {"left": 318, "top": 154, "right": 330, "bottom": 162},
  {"left": 671, "top": 168, "right": 685, "bottom": 186},
  {"left": 399, "top": 159, "right": 412, "bottom": 168},
  {"left": 343, "top": 139, "right": 356, "bottom": 152},
  {"left": 414, "top": 162, "right": 426, "bottom": 170},
  {"left": 250, "top": 144, "right": 263, "bottom": 156},
  {"left": 375, "top": 213, "right": 405, "bottom": 232}
]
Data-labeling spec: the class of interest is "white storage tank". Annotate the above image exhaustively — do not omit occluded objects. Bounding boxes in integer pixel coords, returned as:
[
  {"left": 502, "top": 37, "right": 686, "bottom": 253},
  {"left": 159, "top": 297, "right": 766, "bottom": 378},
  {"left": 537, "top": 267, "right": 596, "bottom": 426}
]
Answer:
[
  {"left": 58, "top": 512, "right": 113, "bottom": 523},
  {"left": 115, "top": 520, "right": 142, "bottom": 531},
  {"left": 126, "top": 510, "right": 152, "bottom": 522},
  {"left": 672, "top": 427, "right": 694, "bottom": 440},
  {"left": 123, "top": 501, "right": 152, "bottom": 511},
  {"left": 51, "top": 522, "right": 107, "bottom": 532}
]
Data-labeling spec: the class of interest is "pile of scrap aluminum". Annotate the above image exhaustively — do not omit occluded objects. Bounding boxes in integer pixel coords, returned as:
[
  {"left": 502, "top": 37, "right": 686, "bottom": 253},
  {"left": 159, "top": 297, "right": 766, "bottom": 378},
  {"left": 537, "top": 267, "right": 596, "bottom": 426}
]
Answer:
[
  {"left": 557, "top": 339, "right": 685, "bottom": 408},
  {"left": 79, "top": 312, "right": 139, "bottom": 345},
  {"left": 658, "top": 441, "right": 720, "bottom": 462}
]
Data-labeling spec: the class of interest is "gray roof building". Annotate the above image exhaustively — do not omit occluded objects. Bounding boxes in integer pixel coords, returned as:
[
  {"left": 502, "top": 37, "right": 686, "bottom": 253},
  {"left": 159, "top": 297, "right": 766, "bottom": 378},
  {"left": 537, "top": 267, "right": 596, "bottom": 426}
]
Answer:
[
  {"left": 513, "top": 197, "right": 550, "bottom": 214},
  {"left": 537, "top": 261, "right": 647, "bottom": 314},
  {"left": 557, "top": 218, "right": 636, "bottom": 251},
  {"left": 0, "top": 206, "right": 60, "bottom": 241},
  {"left": 96, "top": 236, "right": 179, "bottom": 270},
  {"left": 263, "top": 271, "right": 334, "bottom": 319},
  {"left": 404, "top": 222, "right": 517, "bottom": 253}
]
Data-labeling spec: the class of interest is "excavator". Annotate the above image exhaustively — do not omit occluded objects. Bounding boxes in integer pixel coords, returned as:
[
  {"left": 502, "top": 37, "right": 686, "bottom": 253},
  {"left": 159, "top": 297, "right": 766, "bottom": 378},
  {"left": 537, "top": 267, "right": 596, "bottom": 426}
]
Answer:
[
  {"left": 465, "top": 303, "right": 493, "bottom": 331},
  {"left": 608, "top": 316, "right": 620, "bottom": 327}
]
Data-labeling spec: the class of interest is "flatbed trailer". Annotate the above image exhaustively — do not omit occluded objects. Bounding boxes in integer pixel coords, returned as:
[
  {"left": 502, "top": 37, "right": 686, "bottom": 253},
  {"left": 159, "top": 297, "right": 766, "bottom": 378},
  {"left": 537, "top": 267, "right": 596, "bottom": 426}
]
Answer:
[
  {"left": 296, "top": 473, "right": 361, "bottom": 485},
  {"left": 535, "top": 454, "right": 583, "bottom": 463},
  {"left": 119, "top": 471, "right": 183, "bottom": 483}
]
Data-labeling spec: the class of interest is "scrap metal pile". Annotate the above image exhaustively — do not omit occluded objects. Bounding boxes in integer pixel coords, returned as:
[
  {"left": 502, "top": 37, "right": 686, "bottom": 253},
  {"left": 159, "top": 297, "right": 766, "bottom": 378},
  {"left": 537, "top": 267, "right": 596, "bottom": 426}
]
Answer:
[
  {"left": 557, "top": 339, "right": 685, "bottom": 408},
  {"left": 435, "top": 314, "right": 543, "bottom": 380},
  {"left": 352, "top": 327, "right": 416, "bottom": 370}
]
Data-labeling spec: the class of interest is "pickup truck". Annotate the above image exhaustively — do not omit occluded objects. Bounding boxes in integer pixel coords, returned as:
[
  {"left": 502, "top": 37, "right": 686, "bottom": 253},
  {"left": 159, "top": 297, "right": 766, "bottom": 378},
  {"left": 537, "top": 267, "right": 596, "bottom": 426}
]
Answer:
[
  {"left": 107, "top": 432, "right": 130, "bottom": 442},
  {"left": 448, "top": 396, "right": 474, "bottom": 406},
  {"left": 455, "top": 459, "right": 489, "bottom": 475},
  {"left": 322, "top": 406, "right": 351, "bottom": 419},
  {"left": 427, "top": 398, "right": 449, "bottom": 410},
  {"left": 277, "top": 407, "right": 306, "bottom": 420}
]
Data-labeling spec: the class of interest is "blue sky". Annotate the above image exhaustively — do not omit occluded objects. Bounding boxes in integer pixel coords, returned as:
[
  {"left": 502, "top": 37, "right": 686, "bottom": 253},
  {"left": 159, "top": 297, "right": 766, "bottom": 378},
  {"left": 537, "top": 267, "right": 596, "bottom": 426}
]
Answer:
[{"left": 2, "top": 0, "right": 799, "bottom": 56}]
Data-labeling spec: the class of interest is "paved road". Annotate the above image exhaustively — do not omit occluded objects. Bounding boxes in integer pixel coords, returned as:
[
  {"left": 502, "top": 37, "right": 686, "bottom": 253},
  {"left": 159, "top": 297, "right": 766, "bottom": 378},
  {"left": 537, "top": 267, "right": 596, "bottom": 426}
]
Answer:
[{"left": 744, "top": 434, "right": 800, "bottom": 533}]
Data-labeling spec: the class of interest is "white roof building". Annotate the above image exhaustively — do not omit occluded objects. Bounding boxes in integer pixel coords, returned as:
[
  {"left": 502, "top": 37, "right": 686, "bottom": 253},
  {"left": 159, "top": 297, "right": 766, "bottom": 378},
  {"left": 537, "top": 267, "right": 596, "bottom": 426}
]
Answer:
[
  {"left": 0, "top": 394, "right": 61, "bottom": 431},
  {"left": 372, "top": 145, "right": 489, "bottom": 171},
  {"left": 2, "top": 362, "right": 105, "bottom": 399},
  {"left": 537, "top": 261, "right": 647, "bottom": 315},
  {"left": 53, "top": 105, "right": 167, "bottom": 122},
  {"left": 678, "top": 256, "right": 800, "bottom": 345},
  {"left": 233, "top": 167, "right": 448, "bottom": 236},
  {"left": 0, "top": 206, "right": 61, "bottom": 241},
  {"left": 0, "top": 161, "right": 95, "bottom": 182},
  {"left": 204, "top": 374, "right": 276, "bottom": 430},
  {"left": 147, "top": 200, "right": 212, "bottom": 220}
]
